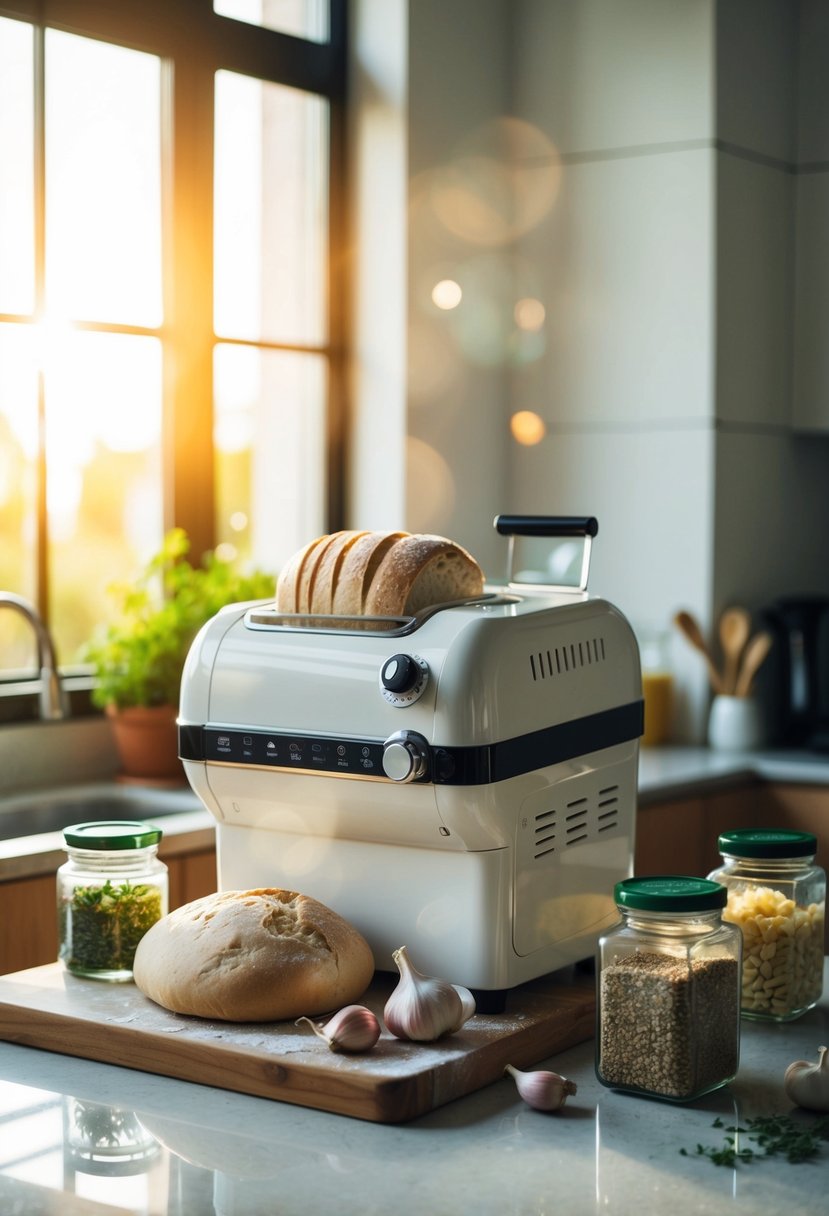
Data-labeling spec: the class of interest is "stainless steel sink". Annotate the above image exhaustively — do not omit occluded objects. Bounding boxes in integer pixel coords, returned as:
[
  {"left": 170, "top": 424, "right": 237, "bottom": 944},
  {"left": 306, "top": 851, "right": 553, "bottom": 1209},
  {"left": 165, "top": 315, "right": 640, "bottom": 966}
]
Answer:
[{"left": 0, "top": 782, "right": 202, "bottom": 841}]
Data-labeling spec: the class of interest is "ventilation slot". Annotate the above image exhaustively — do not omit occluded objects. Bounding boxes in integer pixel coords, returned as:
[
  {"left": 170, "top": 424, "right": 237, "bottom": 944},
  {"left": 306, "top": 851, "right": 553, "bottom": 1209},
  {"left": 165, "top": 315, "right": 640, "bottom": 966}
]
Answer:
[
  {"left": 564, "top": 798, "right": 589, "bottom": 846},
  {"left": 529, "top": 635, "right": 606, "bottom": 682},
  {"left": 530, "top": 784, "right": 624, "bottom": 862},
  {"left": 597, "top": 784, "right": 620, "bottom": 833},
  {"left": 533, "top": 809, "right": 557, "bottom": 859}
]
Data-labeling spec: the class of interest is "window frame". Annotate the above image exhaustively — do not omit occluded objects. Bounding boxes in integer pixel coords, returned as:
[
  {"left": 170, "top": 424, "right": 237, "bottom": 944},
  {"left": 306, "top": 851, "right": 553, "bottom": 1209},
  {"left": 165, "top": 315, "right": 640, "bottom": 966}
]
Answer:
[{"left": 0, "top": 0, "right": 348, "bottom": 630}]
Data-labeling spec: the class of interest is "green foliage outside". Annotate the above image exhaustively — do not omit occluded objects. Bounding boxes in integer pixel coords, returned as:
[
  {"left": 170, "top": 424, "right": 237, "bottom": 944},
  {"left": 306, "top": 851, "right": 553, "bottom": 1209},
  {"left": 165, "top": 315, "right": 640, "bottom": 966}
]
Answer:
[{"left": 82, "top": 528, "right": 275, "bottom": 709}]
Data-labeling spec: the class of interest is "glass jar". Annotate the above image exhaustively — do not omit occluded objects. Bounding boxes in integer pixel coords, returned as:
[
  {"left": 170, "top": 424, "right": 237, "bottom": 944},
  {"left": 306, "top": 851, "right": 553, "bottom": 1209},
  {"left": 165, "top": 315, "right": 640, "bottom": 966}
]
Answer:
[
  {"left": 708, "top": 829, "right": 826, "bottom": 1022},
  {"left": 596, "top": 877, "right": 741, "bottom": 1102},
  {"left": 638, "top": 629, "right": 674, "bottom": 747},
  {"left": 58, "top": 821, "right": 168, "bottom": 981}
]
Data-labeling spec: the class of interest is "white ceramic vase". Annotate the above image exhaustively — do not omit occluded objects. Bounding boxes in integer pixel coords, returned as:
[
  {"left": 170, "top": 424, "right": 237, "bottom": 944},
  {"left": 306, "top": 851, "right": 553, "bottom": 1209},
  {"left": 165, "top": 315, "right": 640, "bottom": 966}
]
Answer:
[{"left": 707, "top": 695, "right": 764, "bottom": 752}]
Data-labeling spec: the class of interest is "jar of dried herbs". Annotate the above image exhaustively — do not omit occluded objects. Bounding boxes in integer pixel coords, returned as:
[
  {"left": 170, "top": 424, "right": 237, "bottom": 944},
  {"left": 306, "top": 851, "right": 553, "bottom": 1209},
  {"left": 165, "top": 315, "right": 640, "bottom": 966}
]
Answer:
[
  {"left": 596, "top": 877, "right": 741, "bottom": 1102},
  {"left": 58, "top": 821, "right": 168, "bottom": 981},
  {"left": 708, "top": 829, "right": 825, "bottom": 1022}
]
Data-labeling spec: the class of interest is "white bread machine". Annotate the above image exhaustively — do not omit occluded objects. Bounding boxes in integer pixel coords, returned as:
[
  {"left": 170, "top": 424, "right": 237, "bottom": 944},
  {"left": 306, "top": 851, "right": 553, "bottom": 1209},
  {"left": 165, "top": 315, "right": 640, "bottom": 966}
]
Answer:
[{"left": 178, "top": 516, "right": 643, "bottom": 1004}]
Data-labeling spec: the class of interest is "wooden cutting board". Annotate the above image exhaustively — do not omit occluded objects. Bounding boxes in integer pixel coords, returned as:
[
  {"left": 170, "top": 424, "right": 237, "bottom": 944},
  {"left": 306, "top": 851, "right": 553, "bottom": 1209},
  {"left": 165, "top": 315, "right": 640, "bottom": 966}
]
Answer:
[{"left": 0, "top": 963, "right": 595, "bottom": 1124}]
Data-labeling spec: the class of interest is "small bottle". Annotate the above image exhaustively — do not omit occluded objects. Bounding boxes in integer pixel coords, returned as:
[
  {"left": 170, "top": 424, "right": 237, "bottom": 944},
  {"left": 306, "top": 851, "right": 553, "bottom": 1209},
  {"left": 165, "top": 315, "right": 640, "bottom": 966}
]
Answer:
[
  {"left": 596, "top": 877, "right": 741, "bottom": 1102},
  {"left": 638, "top": 630, "right": 674, "bottom": 747},
  {"left": 708, "top": 829, "right": 826, "bottom": 1021},
  {"left": 58, "top": 821, "right": 168, "bottom": 981}
]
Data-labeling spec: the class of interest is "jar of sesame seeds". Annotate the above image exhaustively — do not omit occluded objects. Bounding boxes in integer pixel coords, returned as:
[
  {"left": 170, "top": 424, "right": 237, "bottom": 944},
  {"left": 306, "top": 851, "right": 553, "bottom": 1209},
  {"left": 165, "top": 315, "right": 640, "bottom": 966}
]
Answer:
[
  {"left": 596, "top": 877, "right": 741, "bottom": 1102},
  {"left": 708, "top": 829, "right": 825, "bottom": 1022}
]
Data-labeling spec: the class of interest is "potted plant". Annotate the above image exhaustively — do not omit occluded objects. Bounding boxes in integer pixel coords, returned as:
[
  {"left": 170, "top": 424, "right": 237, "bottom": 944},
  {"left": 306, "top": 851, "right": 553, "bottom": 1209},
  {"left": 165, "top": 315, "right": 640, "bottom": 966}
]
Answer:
[{"left": 84, "top": 529, "right": 274, "bottom": 784}]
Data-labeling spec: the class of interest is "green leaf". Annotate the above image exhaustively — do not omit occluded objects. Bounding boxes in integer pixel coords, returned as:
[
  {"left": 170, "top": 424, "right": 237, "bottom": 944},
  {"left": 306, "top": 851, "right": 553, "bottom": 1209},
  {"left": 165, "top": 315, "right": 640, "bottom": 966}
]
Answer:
[{"left": 82, "top": 529, "right": 275, "bottom": 708}]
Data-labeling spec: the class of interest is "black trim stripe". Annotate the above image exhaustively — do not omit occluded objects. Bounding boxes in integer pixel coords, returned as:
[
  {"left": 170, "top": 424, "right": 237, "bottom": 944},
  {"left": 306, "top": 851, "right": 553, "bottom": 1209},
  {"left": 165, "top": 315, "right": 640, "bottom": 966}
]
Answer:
[{"left": 178, "top": 700, "right": 644, "bottom": 787}]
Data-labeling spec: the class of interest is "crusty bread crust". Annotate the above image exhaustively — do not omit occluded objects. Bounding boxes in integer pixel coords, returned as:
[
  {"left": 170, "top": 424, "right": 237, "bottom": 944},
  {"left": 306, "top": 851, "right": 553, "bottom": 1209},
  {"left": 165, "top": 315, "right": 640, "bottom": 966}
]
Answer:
[
  {"left": 330, "top": 530, "right": 409, "bottom": 616},
  {"left": 363, "top": 534, "right": 484, "bottom": 617},
  {"left": 311, "top": 530, "right": 368, "bottom": 614},
  {"left": 133, "top": 888, "right": 375, "bottom": 1023},
  {"left": 276, "top": 535, "right": 325, "bottom": 613}
]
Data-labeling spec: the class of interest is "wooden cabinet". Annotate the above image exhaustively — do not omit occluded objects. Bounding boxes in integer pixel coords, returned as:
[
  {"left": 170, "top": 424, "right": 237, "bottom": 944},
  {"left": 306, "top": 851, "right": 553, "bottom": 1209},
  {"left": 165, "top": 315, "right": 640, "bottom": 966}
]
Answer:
[
  {"left": 0, "top": 845, "right": 217, "bottom": 978},
  {"left": 635, "top": 784, "right": 765, "bottom": 878},
  {"left": 634, "top": 797, "right": 707, "bottom": 876},
  {"left": 0, "top": 874, "right": 58, "bottom": 977},
  {"left": 166, "top": 849, "right": 217, "bottom": 911}
]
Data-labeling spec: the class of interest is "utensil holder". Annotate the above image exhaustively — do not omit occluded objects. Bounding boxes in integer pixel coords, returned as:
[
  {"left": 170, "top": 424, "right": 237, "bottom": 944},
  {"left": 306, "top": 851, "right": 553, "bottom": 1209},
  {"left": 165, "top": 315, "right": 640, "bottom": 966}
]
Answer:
[{"left": 707, "top": 695, "right": 764, "bottom": 752}]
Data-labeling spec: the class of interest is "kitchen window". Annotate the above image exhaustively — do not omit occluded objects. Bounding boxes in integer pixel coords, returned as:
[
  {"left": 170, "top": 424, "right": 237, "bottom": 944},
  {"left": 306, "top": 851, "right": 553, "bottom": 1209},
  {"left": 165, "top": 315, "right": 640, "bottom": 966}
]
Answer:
[{"left": 0, "top": 0, "right": 346, "bottom": 687}]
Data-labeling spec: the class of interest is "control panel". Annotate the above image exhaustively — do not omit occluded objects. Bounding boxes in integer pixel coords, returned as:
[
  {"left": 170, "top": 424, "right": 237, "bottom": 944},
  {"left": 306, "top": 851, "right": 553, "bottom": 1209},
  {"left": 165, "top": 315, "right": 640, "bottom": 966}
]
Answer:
[{"left": 203, "top": 727, "right": 393, "bottom": 779}]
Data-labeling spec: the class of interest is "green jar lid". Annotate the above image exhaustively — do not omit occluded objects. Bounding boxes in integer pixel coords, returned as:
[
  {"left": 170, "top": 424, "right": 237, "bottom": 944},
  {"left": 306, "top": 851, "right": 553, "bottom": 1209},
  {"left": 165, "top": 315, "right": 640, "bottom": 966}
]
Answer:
[
  {"left": 63, "top": 821, "right": 162, "bottom": 850},
  {"left": 614, "top": 876, "right": 727, "bottom": 912},
  {"left": 718, "top": 828, "right": 817, "bottom": 859}
]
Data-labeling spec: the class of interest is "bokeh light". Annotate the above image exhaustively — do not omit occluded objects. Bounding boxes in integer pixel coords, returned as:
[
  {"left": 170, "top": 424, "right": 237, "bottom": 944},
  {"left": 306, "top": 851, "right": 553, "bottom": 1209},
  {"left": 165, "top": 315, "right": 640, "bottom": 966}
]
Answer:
[
  {"left": 405, "top": 436, "right": 455, "bottom": 532},
  {"left": 514, "top": 297, "right": 546, "bottom": 332},
  {"left": 429, "top": 117, "right": 561, "bottom": 247},
  {"left": 510, "top": 410, "right": 546, "bottom": 446},
  {"left": 431, "top": 278, "right": 462, "bottom": 310}
]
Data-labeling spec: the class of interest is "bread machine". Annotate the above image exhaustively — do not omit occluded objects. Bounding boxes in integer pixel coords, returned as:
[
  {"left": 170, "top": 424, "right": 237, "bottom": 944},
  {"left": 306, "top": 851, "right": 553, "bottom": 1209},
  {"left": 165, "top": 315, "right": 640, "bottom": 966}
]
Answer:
[{"left": 178, "top": 516, "right": 643, "bottom": 1004}]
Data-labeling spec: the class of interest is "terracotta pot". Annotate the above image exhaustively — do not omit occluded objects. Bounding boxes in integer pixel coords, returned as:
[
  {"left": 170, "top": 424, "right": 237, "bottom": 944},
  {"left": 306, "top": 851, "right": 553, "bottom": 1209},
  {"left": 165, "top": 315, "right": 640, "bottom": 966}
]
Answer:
[{"left": 106, "top": 704, "right": 185, "bottom": 785}]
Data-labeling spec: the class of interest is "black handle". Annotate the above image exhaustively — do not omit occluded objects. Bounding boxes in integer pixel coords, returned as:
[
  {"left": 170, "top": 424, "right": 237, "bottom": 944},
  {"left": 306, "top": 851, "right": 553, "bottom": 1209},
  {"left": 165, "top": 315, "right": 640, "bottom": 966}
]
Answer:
[{"left": 494, "top": 514, "right": 599, "bottom": 539}]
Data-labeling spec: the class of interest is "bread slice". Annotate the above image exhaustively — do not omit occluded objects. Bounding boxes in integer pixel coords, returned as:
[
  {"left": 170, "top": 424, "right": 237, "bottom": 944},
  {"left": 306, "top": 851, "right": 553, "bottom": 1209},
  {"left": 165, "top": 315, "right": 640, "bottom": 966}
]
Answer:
[
  {"left": 363, "top": 534, "right": 484, "bottom": 617},
  {"left": 331, "top": 530, "right": 409, "bottom": 616},
  {"left": 133, "top": 888, "right": 375, "bottom": 1023},
  {"left": 276, "top": 535, "right": 326, "bottom": 613},
  {"left": 311, "top": 529, "right": 368, "bottom": 614},
  {"left": 297, "top": 531, "right": 345, "bottom": 614}
]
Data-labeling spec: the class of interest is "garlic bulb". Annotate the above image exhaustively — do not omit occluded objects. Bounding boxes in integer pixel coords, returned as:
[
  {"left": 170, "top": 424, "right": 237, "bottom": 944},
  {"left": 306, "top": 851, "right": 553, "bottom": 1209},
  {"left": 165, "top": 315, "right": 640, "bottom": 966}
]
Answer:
[
  {"left": 383, "top": 945, "right": 476, "bottom": 1041},
  {"left": 783, "top": 1045, "right": 829, "bottom": 1111},
  {"left": 505, "top": 1064, "right": 577, "bottom": 1112},
  {"left": 295, "top": 1005, "right": 381, "bottom": 1053}
]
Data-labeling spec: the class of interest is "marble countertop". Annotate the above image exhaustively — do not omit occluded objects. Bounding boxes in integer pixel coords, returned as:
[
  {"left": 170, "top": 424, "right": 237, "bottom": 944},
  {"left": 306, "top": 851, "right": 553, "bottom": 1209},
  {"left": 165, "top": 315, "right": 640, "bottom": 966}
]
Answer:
[
  {"left": 0, "top": 962, "right": 827, "bottom": 1216},
  {"left": 638, "top": 745, "right": 829, "bottom": 804}
]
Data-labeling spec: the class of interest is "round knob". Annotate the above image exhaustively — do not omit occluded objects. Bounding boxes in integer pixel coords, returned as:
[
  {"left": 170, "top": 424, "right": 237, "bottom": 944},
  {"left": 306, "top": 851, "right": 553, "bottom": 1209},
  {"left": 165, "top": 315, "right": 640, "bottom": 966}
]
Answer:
[
  {"left": 381, "top": 653, "right": 420, "bottom": 694},
  {"left": 382, "top": 731, "right": 429, "bottom": 783}
]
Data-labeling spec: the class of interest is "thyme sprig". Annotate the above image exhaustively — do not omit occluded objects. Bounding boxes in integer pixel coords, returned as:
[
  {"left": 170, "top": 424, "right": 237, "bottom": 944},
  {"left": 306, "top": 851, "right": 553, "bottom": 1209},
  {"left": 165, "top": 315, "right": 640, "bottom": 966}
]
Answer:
[{"left": 680, "top": 1114, "right": 829, "bottom": 1167}]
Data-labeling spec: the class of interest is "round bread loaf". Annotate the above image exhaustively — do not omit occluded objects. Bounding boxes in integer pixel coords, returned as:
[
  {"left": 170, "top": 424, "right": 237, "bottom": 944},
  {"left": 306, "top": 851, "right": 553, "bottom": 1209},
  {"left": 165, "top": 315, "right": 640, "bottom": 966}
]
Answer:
[{"left": 133, "top": 888, "right": 375, "bottom": 1023}]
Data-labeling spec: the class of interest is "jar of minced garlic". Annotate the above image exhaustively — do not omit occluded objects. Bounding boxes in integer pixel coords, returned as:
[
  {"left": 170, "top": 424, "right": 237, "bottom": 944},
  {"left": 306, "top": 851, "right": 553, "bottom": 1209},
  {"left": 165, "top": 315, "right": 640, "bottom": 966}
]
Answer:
[{"left": 708, "top": 829, "right": 825, "bottom": 1022}]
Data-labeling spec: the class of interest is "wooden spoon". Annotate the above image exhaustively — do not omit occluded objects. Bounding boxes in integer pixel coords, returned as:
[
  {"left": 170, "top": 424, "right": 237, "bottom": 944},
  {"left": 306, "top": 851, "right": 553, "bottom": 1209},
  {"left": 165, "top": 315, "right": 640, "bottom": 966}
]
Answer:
[
  {"left": 734, "top": 630, "right": 773, "bottom": 698},
  {"left": 673, "top": 610, "right": 724, "bottom": 694},
  {"left": 719, "top": 606, "right": 751, "bottom": 694}
]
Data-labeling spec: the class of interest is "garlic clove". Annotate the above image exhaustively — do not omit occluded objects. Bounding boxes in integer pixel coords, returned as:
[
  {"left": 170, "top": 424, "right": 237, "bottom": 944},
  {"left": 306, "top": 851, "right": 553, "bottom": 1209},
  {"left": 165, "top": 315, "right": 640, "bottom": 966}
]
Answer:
[
  {"left": 783, "top": 1045, "right": 829, "bottom": 1111},
  {"left": 451, "top": 983, "right": 477, "bottom": 1032},
  {"left": 295, "top": 1005, "right": 381, "bottom": 1053},
  {"left": 383, "top": 945, "right": 472, "bottom": 1041},
  {"left": 505, "top": 1063, "right": 577, "bottom": 1112}
]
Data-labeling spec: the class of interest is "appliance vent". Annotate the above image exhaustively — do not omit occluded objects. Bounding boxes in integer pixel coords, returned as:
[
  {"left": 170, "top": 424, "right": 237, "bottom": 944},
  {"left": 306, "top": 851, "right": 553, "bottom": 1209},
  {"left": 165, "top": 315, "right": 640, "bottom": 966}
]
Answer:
[
  {"left": 529, "top": 635, "right": 606, "bottom": 682},
  {"left": 532, "top": 783, "right": 620, "bottom": 860}
]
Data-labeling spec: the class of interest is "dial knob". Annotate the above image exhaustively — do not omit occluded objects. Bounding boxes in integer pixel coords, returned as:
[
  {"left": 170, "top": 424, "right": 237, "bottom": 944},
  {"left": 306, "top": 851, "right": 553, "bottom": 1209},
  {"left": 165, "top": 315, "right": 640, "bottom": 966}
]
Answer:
[
  {"left": 382, "top": 730, "right": 429, "bottom": 783},
  {"left": 381, "top": 653, "right": 420, "bottom": 694}
]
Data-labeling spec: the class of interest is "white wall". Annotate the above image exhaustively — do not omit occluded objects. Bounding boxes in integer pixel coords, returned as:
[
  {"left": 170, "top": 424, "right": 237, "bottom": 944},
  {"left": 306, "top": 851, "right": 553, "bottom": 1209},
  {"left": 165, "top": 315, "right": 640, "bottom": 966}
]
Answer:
[{"left": 348, "top": 0, "right": 829, "bottom": 741}]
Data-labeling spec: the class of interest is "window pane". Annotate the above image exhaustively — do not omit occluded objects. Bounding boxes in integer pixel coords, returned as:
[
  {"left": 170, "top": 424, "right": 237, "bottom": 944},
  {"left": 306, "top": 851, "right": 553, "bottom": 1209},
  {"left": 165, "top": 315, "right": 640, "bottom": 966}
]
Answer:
[
  {"left": 214, "top": 344, "right": 325, "bottom": 569},
  {"left": 0, "top": 18, "right": 34, "bottom": 314},
  {"left": 214, "top": 71, "right": 327, "bottom": 345},
  {"left": 43, "top": 330, "right": 163, "bottom": 661},
  {"left": 0, "top": 324, "right": 38, "bottom": 671},
  {"left": 45, "top": 31, "right": 162, "bottom": 327},
  {"left": 214, "top": 0, "right": 329, "bottom": 43}
]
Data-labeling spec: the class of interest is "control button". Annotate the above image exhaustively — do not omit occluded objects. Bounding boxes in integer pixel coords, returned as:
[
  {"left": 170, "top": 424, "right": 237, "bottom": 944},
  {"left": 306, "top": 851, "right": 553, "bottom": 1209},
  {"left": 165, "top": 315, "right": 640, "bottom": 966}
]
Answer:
[
  {"left": 381, "top": 654, "right": 419, "bottom": 694},
  {"left": 382, "top": 730, "right": 430, "bottom": 783},
  {"left": 379, "top": 653, "right": 429, "bottom": 707}
]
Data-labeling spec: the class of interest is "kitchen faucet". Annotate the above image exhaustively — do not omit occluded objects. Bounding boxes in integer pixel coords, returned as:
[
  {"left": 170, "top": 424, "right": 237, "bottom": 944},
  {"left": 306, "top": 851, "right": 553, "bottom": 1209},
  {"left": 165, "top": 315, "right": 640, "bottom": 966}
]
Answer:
[{"left": 0, "top": 592, "right": 69, "bottom": 720}]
